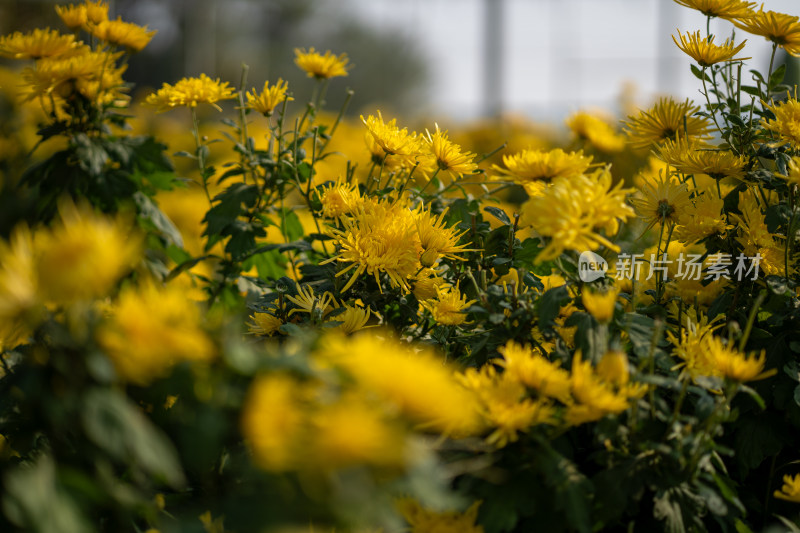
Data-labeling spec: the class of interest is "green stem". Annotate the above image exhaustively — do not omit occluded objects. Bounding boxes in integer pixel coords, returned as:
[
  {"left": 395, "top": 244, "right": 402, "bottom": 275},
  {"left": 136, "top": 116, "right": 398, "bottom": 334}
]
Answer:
[
  {"left": 191, "top": 107, "right": 212, "bottom": 205},
  {"left": 739, "top": 290, "right": 766, "bottom": 352}
]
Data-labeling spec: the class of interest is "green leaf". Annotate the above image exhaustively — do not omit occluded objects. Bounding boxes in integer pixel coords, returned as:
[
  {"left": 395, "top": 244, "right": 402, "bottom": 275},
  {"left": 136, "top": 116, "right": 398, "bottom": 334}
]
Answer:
[
  {"left": 82, "top": 388, "right": 185, "bottom": 488},
  {"left": 134, "top": 192, "right": 184, "bottom": 248},
  {"left": 538, "top": 285, "right": 570, "bottom": 328},
  {"left": 280, "top": 208, "right": 304, "bottom": 242},
  {"left": 484, "top": 206, "right": 511, "bottom": 225},
  {"left": 73, "top": 133, "right": 108, "bottom": 177},
  {"left": 769, "top": 64, "right": 786, "bottom": 89}
]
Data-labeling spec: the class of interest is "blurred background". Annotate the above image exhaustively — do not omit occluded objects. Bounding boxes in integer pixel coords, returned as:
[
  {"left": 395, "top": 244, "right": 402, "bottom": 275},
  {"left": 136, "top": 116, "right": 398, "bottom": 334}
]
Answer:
[{"left": 1, "top": 0, "right": 799, "bottom": 123}]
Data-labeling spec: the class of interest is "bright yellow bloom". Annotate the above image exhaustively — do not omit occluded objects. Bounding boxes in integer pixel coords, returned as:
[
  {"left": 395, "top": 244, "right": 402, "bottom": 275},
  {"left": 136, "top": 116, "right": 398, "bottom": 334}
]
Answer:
[
  {"left": 498, "top": 341, "right": 572, "bottom": 403},
  {"left": 674, "top": 191, "right": 732, "bottom": 243},
  {"left": 241, "top": 373, "right": 308, "bottom": 471},
  {"left": 732, "top": 192, "right": 789, "bottom": 276},
  {"left": 493, "top": 148, "right": 592, "bottom": 196},
  {"left": 97, "top": 280, "right": 216, "bottom": 384},
  {"left": 83, "top": 1, "right": 109, "bottom": 25},
  {"left": 763, "top": 97, "right": 800, "bottom": 146},
  {"left": 566, "top": 111, "right": 626, "bottom": 153},
  {"left": 582, "top": 286, "right": 619, "bottom": 323},
  {"left": 286, "top": 283, "right": 335, "bottom": 318},
  {"left": 144, "top": 74, "right": 236, "bottom": 112},
  {"left": 422, "top": 124, "right": 478, "bottom": 181},
  {"left": 520, "top": 168, "right": 634, "bottom": 262},
  {"left": 420, "top": 283, "right": 476, "bottom": 326},
  {"left": 681, "top": 148, "right": 748, "bottom": 181},
  {"left": 55, "top": 3, "right": 89, "bottom": 30},
  {"left": 596, "top": 350, "right": 631, "bottom": 386},
  {"left": 457, "top": 365, "right": 555, "bottom": 447},
  {"left": 323, "top": 199, "right": 420, "bottom": 292},
  {"left": 326, "top": 302, "right": 372, "bottom": 334},
  {"left": 411, "top": 268, "right": 445, "bottom": 301},
  {"left": 317, "top": 177, "right": 362, "bottom": 220},
  {"left": 397, "top": 498, "right": 485, "bottom": 533},
  {"left": 706, "top": 335, "right": 775, "bottom": 382},
  {"left": 360, "top": 110, "right": 422, "bottom": 157},
  {"left": 317, "top": 330, "right": 483, "bottom": 435},
  {"left": 294, "top": 47, "right": 350, "bottom": 79},
  {"left": 774, "top": 474, "right": 800, "bottom": 503},
  {"left": 734, "top": 8, "right": 800, "bottom": 56},
  {"left": 91, "top": 17, "right": 156, "bottom": 52},
  {"left": 0, "top": 225, "right": 38, "bottom": 351},
  {"left": 672, "top": 30, "right": 748, "bottom": 67},
  {"left": 630, "top": 176, "right": 692, "bottom": 228},
  {"left": 21, "top": 49, "right": 118, "bottom": 102},
  {"left": 413, "top": 205, "right": 473, "bottom": 266},
  {"left": 780, "top": 156, "right": 800, "bottom": 187},
  {"left": 311, "top": 394, "right": 405, "bottom": 469},
  {"left": 623, "top": 97, "right": 713, "bottom": 150},
  {"left": 248, "top": 311, "right": 284, "bottom": 336},
  {"left": 34, "top": 200, "right": 141, "bottom": 304},
  {"left": 246, "top": 78, "right": 292, "bottom": 116},
  {"left": 673, "top": 0, "right": 756, "bottom": 20},
  {"left": 0, "top": 28, "right": 79, "bottom": 60}
]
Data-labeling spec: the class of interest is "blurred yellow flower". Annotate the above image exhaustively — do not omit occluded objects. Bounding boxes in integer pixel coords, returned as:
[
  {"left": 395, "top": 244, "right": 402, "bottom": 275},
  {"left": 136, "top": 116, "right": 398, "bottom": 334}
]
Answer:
[
  {"left": 630, "top": 176, "right": 691, "bottom": 228},
  {"left": 420, "top": 283, "right": 475, "bottom": 326},
  {"left": 55, "top": 3, "right": 89, "bottom": 30},
  {"left": 672, "top": 30, "right": 748, "bottom": 67},
  {"left": 145, "top": 74, "right": 235, "bottom": 112},
  {"left": 774, "top": 474, "right": 800, "bottom": 503},
  {"left": 673, "top": 0, "right": 755, "bottom": 20},
  {"left": 294, "top": 47, "right": 350, "bottom": 79},
  {"left": 397, "top": 498, "right": 485, "bottom": 533},
  {"left": 734, "top": 7, "right": 800, "bottom": 56},
  {"left": 34, "top": 200, "right": 141, "bottom": 304},
  {"left": 91, "top": 17, "right": 156, "bottom": 52},
  {"left": 493, "top": 148, "right": 592, "bottom": 196},
  {"left": 97, "top": 280, "right": 216, "bottom": 384},
  {"left": 566, "top": 111, "right": 626, "bottom": 153},
  {"left": 706, "top": 335, "right": 775, "bottom": 382},
  {"left": 246, "top": 78, "right": 292, "bottom": 116},
  {"left": 498, "top": 341, "right": 572, "bottom": 403},
  {"left": 247, "top": 311, "right": 284, "bottom": 336},
  {"left": 582, "top": 286, "right": 619, "bottom": 323},
  {"left": 674, "top": 191, "right": 732, "bottom": 243},
  {"left": 0, "top": 28, "right": 79, "bottom": 60}
]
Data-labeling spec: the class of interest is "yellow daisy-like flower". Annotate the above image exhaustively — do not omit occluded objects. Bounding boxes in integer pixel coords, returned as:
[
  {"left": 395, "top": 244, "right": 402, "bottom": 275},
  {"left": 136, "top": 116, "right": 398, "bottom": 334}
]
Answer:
[
  {"left": 673, "top": 0, "right": 756, "bottom": 20},
  {"left": 84, "top": 0, "right": 109, "bottom": 25},
  {"left": 322, "top": 199, "right": 420, "bottom": 292},
  {"left": 672, "top": 30, "right": 749, "bottom": 67},
  {"left": 247, "top": 311, "right": 284, "bottom": 336},
  {"left": 498, "top": 341, "right": 572, "bottom": 404},
  {"left": 683, "top": 149, "right": 749, "bottom": 181},
  {"left": 630, "top": 177, "right": 692, "bottom": 228},
  {"left": 144, "top": 73, "right": 236, "bottom": 112},
  {"left": 360, "top": 110, "right": 422, "bottom": 157},
  {"left": 623, "top": 97, "right": 713, "bottom": 150},
  {"left": 774, "top": 474, "right": 800, "bottom": 503},
  {"left": 21, "top": 49, "right": 117, "bottom": 102},
  {"left": 397, "top": 499, "right": 485, "bottom": 533},
  {"left": 566, "top": 111, "right": 626, "bottom": 153},
  {"left": 326, "top": 302, "right": 372, "bottom": 334},
  {"left": 422, "top": 124, "right": 478, "bottom": 181},
  {"left": 413, "top": 205, "right": 473, "bottom": 266},
  {"left": 582, "top": 286, "right": 619, "bottom": 323},
  {"left": 246, "top": 78, "right": 292, "bottom": 116},
  {"left": 420, "top": 283, "right": 476, "bottom": 326},
  {"left": 55, "top": 3, "right": 89, "bottom": 30},
  {"left": 0, "top": 28, "right": 79, "bottom": 60},
  {"left": 493, "top": 148, "right": 593, "bottom": 196},
  {"left": 674, "top": 190, "right": 732, "bottom": 243},
  {"left": 667, "top": 312, "right": 724, "bottom": 381},
  {"left": 520, "top": 169, "right": 634, "bottom": 262},
  {"left": 91, "top": 17, "right": 156, "bottom": 52},
  {"left": 286, "top": 283, "right": 335, "bottom": 318},
  {"left": 780, "top": 156, "right": 800, "bottom": 187},
  {"left": 763, "top": 97, "right": 800, "bottom": 146},
  {"left": 734, "top": 7, "right": 800, "bottom": 56},
  {"left": 317, "top": 176, "right": 362, "bottom": 220},
  {"left": 294, "top": 47, "right": 350, "bottom": 79},
  {"left": 411, "top": 268, "right": 445, "bottom": 301},
  {"left": 705, "top": 335, "right": 775, "bottom": 382}
]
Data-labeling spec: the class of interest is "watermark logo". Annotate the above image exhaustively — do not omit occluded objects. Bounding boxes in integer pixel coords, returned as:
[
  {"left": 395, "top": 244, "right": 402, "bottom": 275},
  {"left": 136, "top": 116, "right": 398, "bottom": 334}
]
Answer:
[{"left": 578, "top": 251, "right": 608, "bottom": 282}]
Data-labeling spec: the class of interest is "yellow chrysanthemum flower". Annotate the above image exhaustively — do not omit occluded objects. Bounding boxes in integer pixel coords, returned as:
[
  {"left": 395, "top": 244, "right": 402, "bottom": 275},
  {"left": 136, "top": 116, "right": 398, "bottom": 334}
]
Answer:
[
  {"left": 83, "top": 0, "right": 109, "bottom": 25},
  {"left": 246, "top": 78, "right": 292, "bottom": 116},
  {"left": 673, "top": 0, "right": 756, "bottom": 20},
  {"left": 420, "top": 283, "right": 476, "bottom": 326},
  {"left": 520, "top": 168, "right": 634, "bottom": 262},
  {"left": 294, "top": 47, "right": 350, "bottom": 79},
  {"left": 55, "top": 3, "right": 89, "bottom": 30},
  {"left": 397, "top": 498, "right": 485, "bottom": 533},
  {"left": 672, "top": 30, "right": 749, "bottom": 67},
  {"left": 780, "top": 156, "right": 800, "bottom": 187},
  {"left": 0, "top": 28, "right": 79, "bottom": 60},
  {"left": 97, "top": 280, "right": 216, "bottom": 385},
  {"left": 457, "top": 365, "right": 555, "bottom": 447},
  {"left": 326, "top": 302, "right": 372, "bottom": 334},
  {"left": 318, "top": 330, "right": 483, "bottom": 435},
  {"left": 411, "top": 268, "right": 445, "bottom": 301},
  {"left": 286, "top": 283, "right": 336, "bottom": 319},
  {"left": 247, "top": 311, "right": 284, "bottom": 336},
  {"left": 422, "top": 124, "right": 478, "bottom": 181},
  {"left": 667, "top": 312, "right": 724, "bottom": 381},
  {"left": 360, "top": 110, "right": 422, "bottom": 157},
  {"left": 679, "top": 147, "right": 748, "bottom": 182},
  {"left": 623, "top": 97, "right": 713, "bottom": 150},
  {"left": 763, "top": 97, "right": 800, "bottom": 146},
  {"left": 774, "top": 474, "right": 800, "bottom": 503},
  {"left": 323, "top": 199, "right": 420, "bottom": 293},
  {"left": 630, "top": 176, "right": 692, "bottom": 228},
  {"left": 91, "top": 17, "right": 156, "bottom": 52},
  {"left": 144, "top": 73, "right": 236, "bottom": 112},
  {"left": 566, "top": 111, "right": 626, "bottom": 153},
  {"left": 34, "top": 200, "right": 141, "bottom": 304},
  {"left": 498, "top": 341, "right": 572, "bottom": 404},
  {"left": 674, "top": 190, "right": 732, "bottom": 243},
  {"left": 732, "top": 192, "right": 790, "bottom": 276},
  {"left": 317, "top": 177, "right": 362, "bottom": 220},
  {"left": 493, "top": 148, "right": 593, "bottom": 196},
  {"left": 734, "top": 7, "right": 800, "bottom": 56},
  {"left": 582, "top": 286, "right": 619, "bottom": 323},
  {"left": 413, "top": 205, "right": 473, "bottom": 266},
  {"left": 0, "top": 225, "right": 38, "bottom": 351},
  {"left": 21, "top": 49, "right": 117, "bottom": 101}
]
